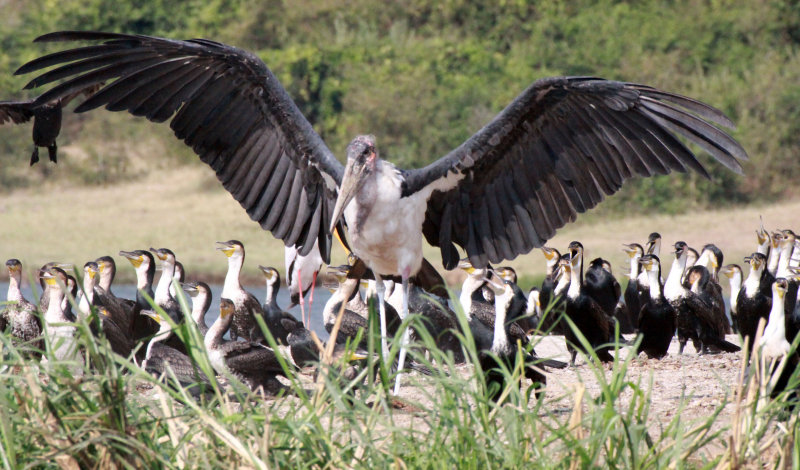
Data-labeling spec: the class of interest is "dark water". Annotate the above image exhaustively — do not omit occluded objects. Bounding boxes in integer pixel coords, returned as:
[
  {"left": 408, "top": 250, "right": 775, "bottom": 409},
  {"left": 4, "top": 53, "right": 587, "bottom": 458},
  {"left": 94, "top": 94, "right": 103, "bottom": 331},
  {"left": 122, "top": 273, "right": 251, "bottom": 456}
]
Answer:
[{"left": 1, "top": 281, "right": 332, "bottom": 341}]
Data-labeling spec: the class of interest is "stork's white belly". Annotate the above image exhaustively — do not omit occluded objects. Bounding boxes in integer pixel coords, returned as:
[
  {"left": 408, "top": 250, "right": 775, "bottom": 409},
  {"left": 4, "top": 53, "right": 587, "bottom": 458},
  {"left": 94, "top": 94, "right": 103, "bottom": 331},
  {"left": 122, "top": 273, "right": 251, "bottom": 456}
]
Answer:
[{"left": 344, "top": 170, "right": 429, "bottom": 278}]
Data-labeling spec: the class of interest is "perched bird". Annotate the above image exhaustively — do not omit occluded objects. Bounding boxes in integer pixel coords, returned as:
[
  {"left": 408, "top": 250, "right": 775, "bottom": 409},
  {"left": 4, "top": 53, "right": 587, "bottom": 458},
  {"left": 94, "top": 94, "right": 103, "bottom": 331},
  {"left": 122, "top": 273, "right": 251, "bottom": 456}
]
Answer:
[
  {"left": 16, "top": 30, "right": 748, "bottom": 393},
  {"left": 257, "top": 265, "right": 302, "bottom": 344},
  {"left": 564, "top": 242, "right": 615, "bottom": 364},
  {"left": 584, "top": 257, "right": 630, "bottom": 334},
  {"left": 635, "top": 255, "right": 675, "bottom": 359},
  {"left": 39, "top": 266, "right": 83, "bottom": 376},
  {"left": 140, "top": 309, "right": 215, "bottom": 398},
  {"left": 694, "top": 243, "right": 730, "bottom": 333},
  {"left": 684, "top": 265, "right": 741, "bottom": 354},
  {"left": 205, "top": 298, "right": 293, "bottom": 395},
  {"left": 181, "top": 281, "right": 212, "bottom": 337},
  {"left": 737, "top": 253, "right": 774, "bottom": 353},
  {"left": 119, "top": 250, "right": 161, "bottom": 360},
  {"left": 622, "top": 243, "right": 644, "bottom": 332},
  {"left": 538, "top": 247, "right": 563, "bottom": 320},
  {"left": 758, "top": 278, "right": 799, "bottom": 405},
  {"left": 2, "top": 259, "right": 43, "bottom": 360},
  {"left": 216, "top": 240, "right": 267, "bottom": 343},
  {"left": 94, "top": 255, "right": 136, "bottom": 335},
  {"left": 719, "top": 263, "right": 743, "bottom": 332},
  {"left": 150, "top": 248, "right": 184, "bottom": 322}
]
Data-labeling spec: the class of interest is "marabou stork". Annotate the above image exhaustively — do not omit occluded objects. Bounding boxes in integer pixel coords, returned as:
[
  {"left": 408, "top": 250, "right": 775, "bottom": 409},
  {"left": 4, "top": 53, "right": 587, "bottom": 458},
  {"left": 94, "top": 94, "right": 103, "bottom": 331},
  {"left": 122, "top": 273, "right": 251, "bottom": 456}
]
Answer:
[{"left": 12, "top": 31, "right": 748, "bottom": 393}]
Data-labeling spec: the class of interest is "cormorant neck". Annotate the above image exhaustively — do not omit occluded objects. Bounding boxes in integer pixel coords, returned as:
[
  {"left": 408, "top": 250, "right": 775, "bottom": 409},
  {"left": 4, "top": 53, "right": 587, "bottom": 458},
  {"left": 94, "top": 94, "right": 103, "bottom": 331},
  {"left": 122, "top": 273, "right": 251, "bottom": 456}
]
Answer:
[
  {"left": 459, "top": 276, "right": 482, "bottom": 320},
  {"left": 223, "top": 255, "right": 244, "bottom": 294},
  {"left": 664, "top": 254, "right": 687, "bottom": 301},
  {"left": 727, "top": 273, "right": 742, "bottom": 310},
  {"left": 777, "top": 243, "right": 794, "bottom": 277},
  {"left": 99, "top": 268, "right": 114, "bottom": 292},
  {"left": 143, "top": 325, "right": 173, "bottom": 369},
  {"left": 45, "top": 288, "right": 68, "bottom": 323},
  {"left": 567, "top": 263, "right": 581, "bottom": 300},
  {"left": 205, "top": 312, "right": 231, "bottom": 350},
  {"left": 628, "top": 255, "right": 641, "bottom": 280},
  {"left": 743, "top": 265, "right": 762, "bottom": 298},
  {"left": 7, "top": 271, "right": 23, "bottom": 302},
  {"left": 323, "top": 278, "right": 357, "bottom": 324},
  {"left": 647, "top": 268, "right": 662, "bottom": 299},
  {"left": 154, "top": 260, "right": 176, "bottom": 304},
  {"left": 191, "top": 293, "right": 209, "bottom": 327},
  {"left": 767, "top": 243, "right": 781, "bottom": 275},
  {"left": 265, "top": 279, "right": 279, "bottom": 306}
]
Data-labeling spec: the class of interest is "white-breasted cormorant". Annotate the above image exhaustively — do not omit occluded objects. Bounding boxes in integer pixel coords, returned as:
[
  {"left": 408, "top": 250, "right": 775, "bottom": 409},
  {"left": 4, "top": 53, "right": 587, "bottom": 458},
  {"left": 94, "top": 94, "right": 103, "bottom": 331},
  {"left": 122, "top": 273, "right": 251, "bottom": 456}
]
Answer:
[
  {"left": 216, "top": 240, "right": 267, "bottom": 343},
  {"left": 635, "top": 255, "right": 675, "bottom": 359},
  {"left": 719, "top": 263, "right": 743, "bottom": 332},
  {"left": 180, "top": 281, "right": 212, "bottom": 337},
  {"left": 622, "top": 243, "right": 644, "bottom": 333},
  {"left": 39, "top": 266, "right": 83, "bottom": 375},
  {"left": 206, "top": 298, "right": 293, "bottom": 395},
  {"left": 257, "top": 265, "right": 302, "bottom": 344},
  {"left": 737, "top": 253, "right": 774, "bottom": 353},
  {"left": 2, "top": 259, "right": 43, "bottom": 360}
]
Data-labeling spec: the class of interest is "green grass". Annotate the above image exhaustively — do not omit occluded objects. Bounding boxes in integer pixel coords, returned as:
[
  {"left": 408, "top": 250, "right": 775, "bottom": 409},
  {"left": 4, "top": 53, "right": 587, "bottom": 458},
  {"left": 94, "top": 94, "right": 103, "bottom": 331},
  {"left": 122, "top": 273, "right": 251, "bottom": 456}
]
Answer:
[{"left": 1, "top": 286, "right": 799, "bottom": 469}]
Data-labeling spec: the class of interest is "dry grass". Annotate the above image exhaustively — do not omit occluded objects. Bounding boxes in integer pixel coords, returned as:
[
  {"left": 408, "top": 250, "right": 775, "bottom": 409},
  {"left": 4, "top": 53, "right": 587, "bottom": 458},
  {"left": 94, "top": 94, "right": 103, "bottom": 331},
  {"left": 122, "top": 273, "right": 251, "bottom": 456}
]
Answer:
[{"left": 1, "top": 164, "right": 798, "bottom": 286}]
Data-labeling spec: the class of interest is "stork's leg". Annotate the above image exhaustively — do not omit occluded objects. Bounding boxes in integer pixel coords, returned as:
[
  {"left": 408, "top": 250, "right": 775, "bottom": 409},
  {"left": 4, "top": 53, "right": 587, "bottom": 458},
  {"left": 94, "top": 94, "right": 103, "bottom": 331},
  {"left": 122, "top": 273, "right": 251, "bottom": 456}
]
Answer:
[
  {"left": 374, "top": 274, "right": 389, "bottom": 362},
  {"left": 393, "top": 273, "right": 411, "bottom": 396},
  {"left": 298, "top": 270, "right": 307, "bottom": 328},
  {"left": 309, "top": 270, "right": 318, "bottom": 307}
]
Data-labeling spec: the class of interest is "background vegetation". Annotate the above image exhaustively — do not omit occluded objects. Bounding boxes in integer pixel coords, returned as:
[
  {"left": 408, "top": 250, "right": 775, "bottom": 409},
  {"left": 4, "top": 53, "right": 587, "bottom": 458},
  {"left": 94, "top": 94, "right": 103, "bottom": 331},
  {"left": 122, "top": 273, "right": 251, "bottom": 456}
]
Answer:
[{"left": 1, "top": 0, "right": 799, "bottom": 215}]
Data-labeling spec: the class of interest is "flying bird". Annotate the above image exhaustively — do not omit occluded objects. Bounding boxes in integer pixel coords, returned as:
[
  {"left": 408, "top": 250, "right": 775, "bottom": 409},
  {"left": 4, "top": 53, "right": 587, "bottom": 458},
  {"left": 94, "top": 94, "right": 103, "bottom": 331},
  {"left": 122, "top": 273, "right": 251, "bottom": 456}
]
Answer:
[{"left": 14, "top": 30, "right": 748, "bottom": 391}]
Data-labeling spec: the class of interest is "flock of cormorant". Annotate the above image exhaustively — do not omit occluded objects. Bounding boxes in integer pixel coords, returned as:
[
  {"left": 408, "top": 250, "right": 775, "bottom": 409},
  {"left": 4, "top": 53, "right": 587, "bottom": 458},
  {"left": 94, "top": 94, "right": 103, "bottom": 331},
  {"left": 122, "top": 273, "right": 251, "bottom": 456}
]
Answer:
[
  {"left": 0, "top": 30, "right": 796, "bottom": 404},
  {"left": 2, "top": 225, "right": 799, "bottom": 403}
]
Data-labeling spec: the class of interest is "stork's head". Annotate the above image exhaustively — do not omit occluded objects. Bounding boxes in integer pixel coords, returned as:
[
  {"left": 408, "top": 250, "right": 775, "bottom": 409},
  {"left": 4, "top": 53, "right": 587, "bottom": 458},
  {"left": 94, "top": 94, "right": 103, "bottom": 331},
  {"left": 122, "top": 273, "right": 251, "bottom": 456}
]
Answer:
[{"left": 329, "top": 135, "right": 378, "bottom": 233}]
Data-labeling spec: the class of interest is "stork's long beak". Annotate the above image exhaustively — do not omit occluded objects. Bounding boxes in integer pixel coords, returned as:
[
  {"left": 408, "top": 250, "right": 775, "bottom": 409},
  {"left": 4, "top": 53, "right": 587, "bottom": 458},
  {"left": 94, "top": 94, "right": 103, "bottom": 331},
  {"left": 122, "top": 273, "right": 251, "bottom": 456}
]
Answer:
[{"left": 329, "top": 157, "right": 361, "bottom": 234}]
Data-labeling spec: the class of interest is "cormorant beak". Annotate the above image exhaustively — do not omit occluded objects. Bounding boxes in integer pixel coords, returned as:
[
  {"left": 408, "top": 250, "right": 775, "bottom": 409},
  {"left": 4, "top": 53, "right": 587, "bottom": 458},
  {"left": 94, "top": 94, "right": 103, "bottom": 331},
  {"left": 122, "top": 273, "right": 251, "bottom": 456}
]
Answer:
[
  {"left": 119, "top": 251, "right": 144, "bottom": 268},
  {"left": 41, "top": 271, "right": 57, "bottom": 286},
  {"left": 457, "top": 258, "right": 476, "bottom": 274},
  {"left": 215, "top": 241, "right": 235, "bottom": 257},
  {"left": 756, "top": 229, "right": 769, "bottom": 245},
  {"left": 149, "top": 248, "right": 167, "bottom": 261},
  {"left": 348, "top": 351, "right": 369, "bottom": 362},
  {"left": 98, "top": 307, "right": 109, "bottom": 317},
  {"left": 483, "top": 277, "right": 506, "bottom": 295},
  {"left": 180, "top": 282, "right": 197, "bottom": 294},
  {"left": 258, "top": 265, "right": 276, "bottom": 281},
  {"left": 142, "top": 310, "right": 162, "bottom": 324},
  {"left": 346, "top": 253, "right": 359, "bottom": 266},
  {"left": 541, "top": 247, "right": 558, "bottom": 261}
]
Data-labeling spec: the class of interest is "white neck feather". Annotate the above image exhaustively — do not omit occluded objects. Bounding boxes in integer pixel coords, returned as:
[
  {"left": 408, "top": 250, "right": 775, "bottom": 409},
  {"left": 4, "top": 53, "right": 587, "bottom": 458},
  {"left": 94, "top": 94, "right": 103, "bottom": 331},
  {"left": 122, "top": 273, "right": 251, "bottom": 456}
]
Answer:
[{"left": 664, "top": 255, "right": 687, "bottom": 301}]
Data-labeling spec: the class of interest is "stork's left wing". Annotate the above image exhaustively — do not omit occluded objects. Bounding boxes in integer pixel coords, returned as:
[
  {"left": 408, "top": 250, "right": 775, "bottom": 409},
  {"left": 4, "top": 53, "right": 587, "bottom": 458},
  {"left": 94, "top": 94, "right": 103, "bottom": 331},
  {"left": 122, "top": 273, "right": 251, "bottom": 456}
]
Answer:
[{"left": 401, "top": 77, "right": 747, "bottom": 269}]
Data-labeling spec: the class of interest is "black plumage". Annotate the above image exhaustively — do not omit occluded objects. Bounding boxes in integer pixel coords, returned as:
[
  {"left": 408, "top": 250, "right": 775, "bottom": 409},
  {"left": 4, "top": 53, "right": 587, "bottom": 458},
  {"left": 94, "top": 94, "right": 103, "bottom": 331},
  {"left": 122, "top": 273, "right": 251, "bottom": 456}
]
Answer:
[
  {"left": 737, "top": 253, "right": 774, "bottom": 353},
  {"left": 206, "top": 298, "right": 293, "bottom": 395},
  {"left": 584, "top": 257, "right": 630, "bottom": 334},
  {"left": 258, "top": 266, "right": 301, "bottom": 344},
  {"left": 635, "top": 255, "right": 675, "bottom": 359},
  {"left": 681, "top": 265, "right": 740, "bottom": 354},
  {"left": 563, "top": 242, "right": 615, "bottom": 364},
  {"left": 622, "top": 243, "right": 644, "bottom": 333},
  {"left": 14, "top": 31, "right": 747, "bottom": 272},
  {"left": 0, "top": 84, "right": 100, "bottom": 165}
]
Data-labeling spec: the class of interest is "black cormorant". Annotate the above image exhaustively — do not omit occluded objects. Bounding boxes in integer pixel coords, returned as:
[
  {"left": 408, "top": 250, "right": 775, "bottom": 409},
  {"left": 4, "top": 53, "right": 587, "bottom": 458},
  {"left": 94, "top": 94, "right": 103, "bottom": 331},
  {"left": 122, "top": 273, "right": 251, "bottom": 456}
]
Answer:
[
  {"left": 737, "top": 253, "right": 773, "bottom": 353},
  {"left": 635, "top": 255, "right": 675, "bottom": 359}
]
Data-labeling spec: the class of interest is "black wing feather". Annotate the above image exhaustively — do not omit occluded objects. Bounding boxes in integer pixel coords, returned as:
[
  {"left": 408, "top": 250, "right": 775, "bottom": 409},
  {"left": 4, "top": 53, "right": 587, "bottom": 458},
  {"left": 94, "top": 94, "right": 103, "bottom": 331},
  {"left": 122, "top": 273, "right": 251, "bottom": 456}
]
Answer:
[
  {"left": 17, "top": 31, "right": 344, "bottom": 260},
  {"left": 403, "top": 77, "right": 747, "bottom": 269}
]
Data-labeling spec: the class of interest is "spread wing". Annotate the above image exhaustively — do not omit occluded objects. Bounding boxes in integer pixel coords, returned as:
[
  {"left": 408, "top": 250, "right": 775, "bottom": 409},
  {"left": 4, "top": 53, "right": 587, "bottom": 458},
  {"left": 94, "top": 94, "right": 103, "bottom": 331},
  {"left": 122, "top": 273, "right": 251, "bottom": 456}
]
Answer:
[
  {"left": 16, "top": 31, "right": 345, "bottom": 261},
  {"left": 0, "top": 100, "right": 34, "bottom": 125},
  {"left": 402, "top": 77, "right": 747, "bottom": 269}
]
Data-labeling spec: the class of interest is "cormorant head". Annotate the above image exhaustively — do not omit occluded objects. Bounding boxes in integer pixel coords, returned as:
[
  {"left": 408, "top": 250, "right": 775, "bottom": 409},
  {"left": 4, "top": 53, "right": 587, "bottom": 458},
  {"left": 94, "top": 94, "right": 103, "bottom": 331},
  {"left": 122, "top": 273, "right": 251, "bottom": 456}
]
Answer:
[
  {"left": 568, "top": 241, "right": 584, "bottom": 268},
  {"left": 684, "top": 265, "right": 709, "bottom": 291},
  {"left": 329, "top": 135, "right": 378, "bottom": 233},
  {"left": 119, "top": 250, "right": 153, "bottom": 269},
  {"left": 149, "top": 247, "right": 176, "bottom": 263},
  {"left": 458, "top": 258, "right": 478, "bottom": 275},
  {"left": 216, "top": 240, "right": 244, "bottom": 260},
  {"left": 5, "top": 259, "right": 22, "bottom": 276},
  {"left": 638, "top": 254, "right": 660, "bottom": 273},
  {"left": 719, "top": 264, "right": 742, "bottom": 280},
  {"left": 181, "top": 281, "right": 200, "bottom": 297},
  {"left": 773, "top": 278, "right": 788, "bottom": 299},
  {"left": 698, "top": 244, "right": 723, "bottom": 270},
  {"left": 40, "top": 266, "right": 67, "bottom": 287},
  {"left": 258, "top": 265, "right": 281, "bottom": 287},
  {"left": 622, "top": 243, "right": 643, "bottom": 259},
  {"left": 83, "top": 261, "right": 99, "bottom": 282},
  {"left": 95, "top": 256, "right": 116, "bottom": 278},
  {"left": 219, "top": 298, "right": 235, "bottom": 319},
  {"left": 646, "top": 232, "right": 662, "bottom": 255},
  {"left": 744, "top": 252, "right": 767, "bottom": 271},
  {"left": 495, "top": 266, "right": 517, "bottom": 284},
  {"left": 780, "top": 229, "right": 796, "bottom": 247},
  {"left": 541, "top": 247, "right": 561, "bottom": 263},
  {"left": 326, "top": 265, "right": 350, "bottom": 287},
  {"left": 672, "top": 242, "right": 688, "bottom": 259},
  {"left": 756, "top": 226, "right": 770, "bottom": 246}
]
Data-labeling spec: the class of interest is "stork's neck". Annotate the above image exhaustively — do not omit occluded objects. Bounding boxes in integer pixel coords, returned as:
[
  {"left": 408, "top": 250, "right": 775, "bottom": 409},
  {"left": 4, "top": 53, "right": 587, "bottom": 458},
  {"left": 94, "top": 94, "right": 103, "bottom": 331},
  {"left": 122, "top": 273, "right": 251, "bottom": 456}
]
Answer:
[
  {"left": 222, "top": 255, "right": 244, "bottom": 296},
  {"left": 647, "top": 268, "right": 662, "bottom": 300},
  {"left": 664, "top": 255, "right": 687, "bottom": 301},
  {"left": 7, "top": 271, "right": 23, "bottom": 303},
  {"left": 154, "top": 260, "right": 176, "bottom": 305}
]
